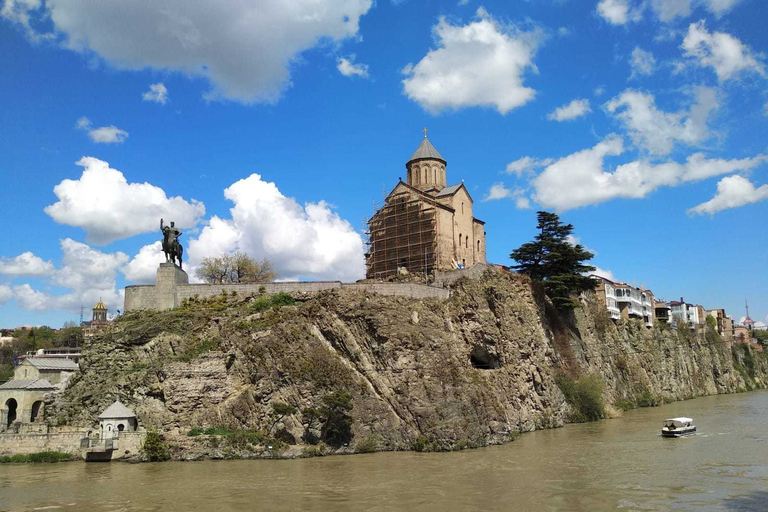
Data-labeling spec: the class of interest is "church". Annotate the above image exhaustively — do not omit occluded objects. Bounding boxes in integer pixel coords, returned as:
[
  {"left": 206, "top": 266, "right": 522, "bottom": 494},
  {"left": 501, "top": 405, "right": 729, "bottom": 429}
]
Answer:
[{"left": 365, "top": 131, "right": 486, "bottom": 279}]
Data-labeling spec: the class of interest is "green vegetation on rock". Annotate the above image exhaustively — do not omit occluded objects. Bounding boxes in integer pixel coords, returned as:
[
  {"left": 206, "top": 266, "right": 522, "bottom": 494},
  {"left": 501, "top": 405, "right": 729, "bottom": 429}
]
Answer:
[
  {"left": 141, "top": 431, "right": 171, "bottom": 462},
  {"left": 554, "top": 373, "right": 606, "bottom": 422},
  {"left": 0, "top": 452, "right": 72, "bottom": 463}
]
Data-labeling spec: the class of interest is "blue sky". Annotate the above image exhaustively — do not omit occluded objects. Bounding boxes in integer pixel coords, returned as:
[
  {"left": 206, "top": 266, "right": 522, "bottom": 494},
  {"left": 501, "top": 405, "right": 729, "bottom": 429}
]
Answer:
[{"left": 0, "top": 0, "right": 766, "bottom": 328}]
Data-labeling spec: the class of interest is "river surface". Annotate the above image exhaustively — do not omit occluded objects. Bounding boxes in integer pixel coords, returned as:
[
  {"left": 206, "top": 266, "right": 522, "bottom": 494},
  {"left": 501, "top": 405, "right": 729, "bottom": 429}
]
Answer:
[{"left": 2, "top": 390, "right": 768, "bottom": 511}]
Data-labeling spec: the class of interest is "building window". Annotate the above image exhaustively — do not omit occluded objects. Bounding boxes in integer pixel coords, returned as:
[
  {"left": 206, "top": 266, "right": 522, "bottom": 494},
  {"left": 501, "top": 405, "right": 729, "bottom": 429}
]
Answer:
[
  {"left": 477, "top": 240, "right": 480, "bottom": 252},
  {"left": 461, "top": 202, "right": 464, "bottom": 214},
  {"left": 459, "top": 233, "right": 462, "bottom": 246},
  {"left": 465, "top": 237, "right": 468, "bottom": 248}
]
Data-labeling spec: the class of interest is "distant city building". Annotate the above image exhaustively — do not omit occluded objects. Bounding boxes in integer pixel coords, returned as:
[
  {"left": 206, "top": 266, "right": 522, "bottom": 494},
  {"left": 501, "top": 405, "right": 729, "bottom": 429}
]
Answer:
[
  {"left": 365, "top": 132, "right": 487, "bottom": 279},
  {"left": 591, "top": 275, "right": 654, "bottom": 327},
  {"left": 706, "top": 309, "right": 734, "bottom": 340},
  {"left": 82, "top": 299, "right": 109, "bottom": 339},
  {"left": 669, "top": 297, "right": 705, "bottom": 328},
  {"left": 654, "top": 301, "right": 672, "bottom": 325}
]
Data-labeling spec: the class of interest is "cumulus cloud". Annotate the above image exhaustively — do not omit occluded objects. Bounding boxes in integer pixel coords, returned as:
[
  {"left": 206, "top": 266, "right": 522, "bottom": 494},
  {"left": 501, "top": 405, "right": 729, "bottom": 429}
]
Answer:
[
  {"left": 11, "top": 239, "right": 127, "bottom": 313},
  {"left": 122, "top": 242, "right": 165, "bottom": 284},
  {"left": 591, "top": 267, "right": 616, "bottom": 281},
  {"left": 45, "top": 157, "right": 205, "bottom": 245},
  {"left": 681, "top": 21, "right": 766, "bottom": 81},
  {"left": 0, "top": 252, "right": 55, "bottom": 277},
  {"left": 75, "top": 117, "right": 129, "bottom": 144},
  {"left": 482, "top": 183, "right": 530, "bottom": 208},
  {"left": 1, "top": 0, "right": 372, "bottom": 104},
  {"left": 604, "top": 87, "right": 719, "bottom": 156},
  {"left": 142, "top": 82, "right": 168, "bottom": 105},
  {"left": 337, "top": 56, "right": 369, "bottom": 78},
  {"left": 402, "top": 8, "right": 542, "bottom": 114},
  {"left": 650, "top": 0, "right": 691, "bottom": 21},
  {"left": 505, "top": 156, "right": 555, "bottom": 176},
  {"left": 186, "top": 174, "right": 364, "bottom": 282},
  {"left": 547, "top": 99, "right": 591, "bottom": 122},
  {"left": 702, "top": 0, "right": 741, "bottom": 17},
  {"left": 630, "top": 47, "right": 656, "bottom": 79},
  {"left": 597, "top": 0, "right": 641, "bottom": 25},
  {"left": 0, "top": 285, "right": 12, "bottom": 305},
  {"left": 530, "top": 135, "right": 766, "bottom": 211},
  {"left": 687, "top": 175, "right": 768, "bottom": 215}
]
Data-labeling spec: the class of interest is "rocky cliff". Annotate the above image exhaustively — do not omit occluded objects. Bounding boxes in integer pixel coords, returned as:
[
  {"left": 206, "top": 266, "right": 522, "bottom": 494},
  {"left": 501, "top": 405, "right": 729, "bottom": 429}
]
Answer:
[{"left": 51, "top": 270, "right": 767, "bottom": 459}]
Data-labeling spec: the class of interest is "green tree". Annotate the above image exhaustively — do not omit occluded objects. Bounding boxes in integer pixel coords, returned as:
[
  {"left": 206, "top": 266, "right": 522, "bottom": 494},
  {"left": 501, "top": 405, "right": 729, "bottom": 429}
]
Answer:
[
  {"left": 55, "top": 325, "right": 83, "bottom": 348},
  {"left": 319, "top": 390, "right": 354, "bottom": 448},
  {"left": 510, "top": 211, "right": 596, "bottom": 309}
]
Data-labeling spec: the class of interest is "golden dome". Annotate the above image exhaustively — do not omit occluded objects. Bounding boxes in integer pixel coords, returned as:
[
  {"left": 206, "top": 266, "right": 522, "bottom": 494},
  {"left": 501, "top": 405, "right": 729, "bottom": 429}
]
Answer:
[{"left": 93, "top": 299, "right": 108, "bottom": 311}]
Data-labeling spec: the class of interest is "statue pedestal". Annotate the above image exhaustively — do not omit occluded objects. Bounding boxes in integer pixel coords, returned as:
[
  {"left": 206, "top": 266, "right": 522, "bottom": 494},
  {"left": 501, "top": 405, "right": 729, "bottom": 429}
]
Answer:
[{"left": 156, "top": 263, "right": 188, "bottom": 310}]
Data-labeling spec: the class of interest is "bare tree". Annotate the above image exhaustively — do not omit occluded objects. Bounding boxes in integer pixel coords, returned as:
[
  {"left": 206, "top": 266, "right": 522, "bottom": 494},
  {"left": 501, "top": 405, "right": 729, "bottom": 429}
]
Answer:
[{"left": 195, "top": 252, "right": 278, "bottom": 284}]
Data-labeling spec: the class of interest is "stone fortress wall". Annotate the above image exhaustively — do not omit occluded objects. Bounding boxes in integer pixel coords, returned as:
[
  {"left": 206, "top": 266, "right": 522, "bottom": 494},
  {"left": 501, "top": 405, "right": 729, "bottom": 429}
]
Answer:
[{"left": 124, "top": 263, "right": 451, "bottom": 312}]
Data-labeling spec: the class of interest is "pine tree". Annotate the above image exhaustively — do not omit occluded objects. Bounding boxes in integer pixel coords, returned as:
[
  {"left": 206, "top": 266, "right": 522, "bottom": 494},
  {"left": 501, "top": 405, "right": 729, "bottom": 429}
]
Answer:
[{"left": 510, "top": 211, "right": 597, "bottom": 309}]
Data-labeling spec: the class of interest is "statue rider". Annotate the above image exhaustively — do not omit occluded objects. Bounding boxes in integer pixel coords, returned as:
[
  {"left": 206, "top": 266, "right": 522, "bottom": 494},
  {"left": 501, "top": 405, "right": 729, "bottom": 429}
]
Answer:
[{"left": 160, "top": 218, "right": 183, "bottom": 268}]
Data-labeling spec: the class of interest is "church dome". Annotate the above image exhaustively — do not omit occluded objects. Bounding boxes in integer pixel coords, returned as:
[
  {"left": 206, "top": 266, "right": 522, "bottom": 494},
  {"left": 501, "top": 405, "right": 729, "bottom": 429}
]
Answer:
[
  {"left": 93, "top": 299, "right": 107, "bottom": 311},
  {"left": 407, "top": 136, "right": 446, "bottom": 166}
]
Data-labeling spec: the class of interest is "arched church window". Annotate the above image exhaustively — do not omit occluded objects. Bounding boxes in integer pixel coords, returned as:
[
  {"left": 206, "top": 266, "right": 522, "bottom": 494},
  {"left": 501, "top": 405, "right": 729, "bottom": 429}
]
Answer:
[
  {"left": 462, "top": 202, "right": 464, "bottom": 214},
  {"left": 477, "top": 240, "right": 481, "bottom": 252},
  {"left": 466, "top": 238, "right": 468, "bottom": 248},
  {"left": 459, "top": 233, "right": 462, "bottom": 246}
]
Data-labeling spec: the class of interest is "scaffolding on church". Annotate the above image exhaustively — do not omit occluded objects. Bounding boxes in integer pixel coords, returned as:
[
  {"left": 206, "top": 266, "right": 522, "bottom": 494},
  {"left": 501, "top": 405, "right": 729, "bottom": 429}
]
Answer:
[{"left": 365, "top": 190, "right": 437, "bottom": 280}]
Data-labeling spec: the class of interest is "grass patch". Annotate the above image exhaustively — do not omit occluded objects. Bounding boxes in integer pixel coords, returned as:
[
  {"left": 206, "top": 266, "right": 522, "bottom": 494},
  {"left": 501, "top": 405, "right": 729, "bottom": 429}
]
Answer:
[
  {"left": 355, "top": 434, "right": 378, "bottom": 453},
  {"left": 615, "top": 399, "right": 634, "bottom": 412},
  {"left": 554, "top": 373, "right": 606, "bottom": 423},
  {"left": 636, "top": 390, "right": 660, "bottom": 407},
  {"left": 0, "top": 451, "right": 72, "bottom": 463},
  {"left": 176, "top": 338, "right": 219, "bottom": 362},
  {"left": 251, "top": 292, "right": 295, "bottom": 313}
]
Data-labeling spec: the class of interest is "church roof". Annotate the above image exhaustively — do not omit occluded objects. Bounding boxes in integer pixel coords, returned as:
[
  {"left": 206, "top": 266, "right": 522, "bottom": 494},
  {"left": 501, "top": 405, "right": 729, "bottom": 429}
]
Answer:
[
  {"left": 93, "top": 299, "right": 107, "bottom": 311},
  {"left": 408, "top": 137, "right": 446, "bottom": 164},
  {"left": 26, "top": 357, "right": 79, "bottom": 371},
  {"left": 436, "top": 183, "right": 464, "bottom": 197},
  {"left": 99, "top": 400, "right": 136, "bottom": 419},
  {"left": 0, "top": 378, "right": 55, "bottom": 390}
]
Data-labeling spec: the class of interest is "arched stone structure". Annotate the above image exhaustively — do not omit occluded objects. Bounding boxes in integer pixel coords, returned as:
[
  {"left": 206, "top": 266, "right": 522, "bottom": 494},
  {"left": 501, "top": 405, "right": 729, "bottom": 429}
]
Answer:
[
  {"left": 4, "top": 398, "right": 17, "bottom": 429},
  {"left": 30, "top": 400, "right": 44, "bottom": 422}
]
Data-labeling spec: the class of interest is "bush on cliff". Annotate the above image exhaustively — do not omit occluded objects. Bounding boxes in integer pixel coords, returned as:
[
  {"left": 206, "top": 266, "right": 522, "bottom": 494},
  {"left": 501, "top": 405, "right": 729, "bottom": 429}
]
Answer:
[
  {"left": 554, "top": 373, "right": 606, "bottom": 422},
  {"left": 141, "top": 430, "right": 171, "bottom": 462},
  {"left": 303, "top": 390, "right": 354, "bottom": 448},
  {"left": 0, "top": 451, "right": 71, "bottom": 463}
]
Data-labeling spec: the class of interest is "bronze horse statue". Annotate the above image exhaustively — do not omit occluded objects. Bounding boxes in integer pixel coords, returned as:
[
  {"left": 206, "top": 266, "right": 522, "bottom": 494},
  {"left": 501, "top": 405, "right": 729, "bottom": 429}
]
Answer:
[{"left": 160, "top": 218, "right": 183, "bottom": 269}]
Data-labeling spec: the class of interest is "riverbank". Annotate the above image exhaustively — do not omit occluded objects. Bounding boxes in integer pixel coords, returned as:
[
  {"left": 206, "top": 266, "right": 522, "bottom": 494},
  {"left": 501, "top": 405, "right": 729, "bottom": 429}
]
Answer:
[
  {"left": 3, "top": 390, "right": 768, "bottom": 511},
  {"left": 32, "top": 270, "right": 768, "bottom": 460}
]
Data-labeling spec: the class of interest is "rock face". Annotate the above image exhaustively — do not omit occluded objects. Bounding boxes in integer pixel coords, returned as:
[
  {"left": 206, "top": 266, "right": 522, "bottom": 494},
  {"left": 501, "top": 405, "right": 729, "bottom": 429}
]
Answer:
[{"left": 51, "top": 270, "right": 767, "bottom": 458}]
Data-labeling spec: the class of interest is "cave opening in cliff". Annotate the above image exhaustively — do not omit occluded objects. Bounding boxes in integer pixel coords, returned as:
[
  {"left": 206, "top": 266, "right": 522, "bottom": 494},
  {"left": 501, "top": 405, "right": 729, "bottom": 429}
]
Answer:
[{"left": 470, "top": 345, "right": 501, "bottom": 369}]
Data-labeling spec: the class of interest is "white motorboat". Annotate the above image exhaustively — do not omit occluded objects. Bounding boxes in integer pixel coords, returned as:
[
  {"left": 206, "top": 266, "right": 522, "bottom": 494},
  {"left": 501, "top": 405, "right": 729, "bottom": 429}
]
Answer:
[{"left": 661, "top": 417, "right": 696, "bottom": 437}]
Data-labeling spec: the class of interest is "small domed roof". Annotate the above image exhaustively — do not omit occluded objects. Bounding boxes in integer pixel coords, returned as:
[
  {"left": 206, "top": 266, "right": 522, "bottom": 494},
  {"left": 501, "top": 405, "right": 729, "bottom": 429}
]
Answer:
[
  {"left": 93, "top": 299, "right": 107, "bottom": 311},
  {"left": 99, "top": 400, "right": 136, "bottom": 419},
  {"left": 407, "top": 136, "right": 446, "bottom": 165}
]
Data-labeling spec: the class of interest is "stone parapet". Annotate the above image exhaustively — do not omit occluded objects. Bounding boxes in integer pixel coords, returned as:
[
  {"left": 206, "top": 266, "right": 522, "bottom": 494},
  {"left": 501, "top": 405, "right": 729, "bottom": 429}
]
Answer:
[{"left": 124, "top": 266, "right": 452, "bottom": 312}]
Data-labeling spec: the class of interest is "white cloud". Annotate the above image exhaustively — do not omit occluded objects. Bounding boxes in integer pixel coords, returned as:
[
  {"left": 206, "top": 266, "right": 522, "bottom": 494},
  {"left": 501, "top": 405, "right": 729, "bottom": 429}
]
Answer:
[
  {"left": 547, "top": 99, "right": 591, "bottom": 122},
  {"left": 681, "top": 21, "right": 766, "bottom": 81},
  {"left": 142, "top": 82, "right": 168, "bottom": 105},
  {"left": 75, "top": 117, "right": 129, "bottom": 144},
  {"left": 45, "top": 157, "right": 205, "bottom": 245},
  {"left": 531, "top": 135, "right": 766, "bottom": 211},
  {"left": 703, "top": 0, "right": 741, "bottom": 17},
  {"left": 650, "top": 0, "right": 691, "bottom": 22},
  {"left": 0, "top": 252, "right": 55, "bottom": 277},
  {"left": 604, "top": 87, "right": 719, "bottom": 156},
  {"left": 630, "top": 47, "right": 656, "bottom": 79},
  {"left": 337, "top": 56, "right": 369, "bottom": 78},
  {"left": 186, "top": 173, "right": 365, "bottom": 282},
  {"left": 12, "top": 239, "right": 127, "bottom": 313},
  {"left": 505, "top": 156, "right": 555, "bottom": 176},
  {"left": 123, "top": 242, "right": 165, "bottom": 284},
  {"left": 591, "top": 267, "right": 616, "bottom": 281},
  {"left": 597, "top": 0, "right": 641, "bottom": 25},
  {"left": 566, "top": 235, "right": 597, "bottom": 255},
  {"left": 402, "top": 8, "right": 542, "bottom": 114},
  {"left": 1, "top": 0, "right": 372, "bottom": 104},
  {"left": 0, "top": 285, "right": 12, "bottom": 305},
  {"left": 482, "top": 183, "right": 530, "bottom": 208},
  {"left": 594, "top": 86, "right": 605, "bottom": 97},
  {"left": 687, "top": 175, "right": 768, "bottom": 215}
]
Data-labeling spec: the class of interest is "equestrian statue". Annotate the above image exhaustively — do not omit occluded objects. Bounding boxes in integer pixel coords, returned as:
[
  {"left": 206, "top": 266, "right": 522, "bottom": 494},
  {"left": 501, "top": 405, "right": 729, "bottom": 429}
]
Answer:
[{"left": 160, "top": 218, "right": 184, "bottom": 269}]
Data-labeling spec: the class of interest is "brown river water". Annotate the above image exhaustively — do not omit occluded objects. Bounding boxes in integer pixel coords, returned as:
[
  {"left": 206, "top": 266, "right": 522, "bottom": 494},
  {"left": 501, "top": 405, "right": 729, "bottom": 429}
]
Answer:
[{"left": 2, "top": 390, "right": 767, "bottom": 512}]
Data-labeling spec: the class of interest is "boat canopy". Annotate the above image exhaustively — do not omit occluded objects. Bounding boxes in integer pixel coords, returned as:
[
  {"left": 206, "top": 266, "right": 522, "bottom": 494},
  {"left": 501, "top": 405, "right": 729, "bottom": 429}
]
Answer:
[{"left": 663, "top": 417, "right": 693, "bottom": 427}]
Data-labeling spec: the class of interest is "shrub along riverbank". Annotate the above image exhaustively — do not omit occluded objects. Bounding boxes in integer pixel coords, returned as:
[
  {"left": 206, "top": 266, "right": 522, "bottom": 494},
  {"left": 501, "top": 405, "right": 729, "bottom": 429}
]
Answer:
[{"left": 0, "top": 451, "right": 72, "bottom": 463}]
